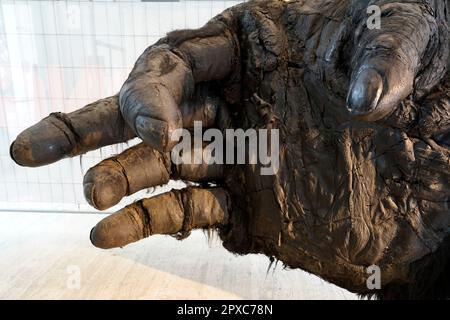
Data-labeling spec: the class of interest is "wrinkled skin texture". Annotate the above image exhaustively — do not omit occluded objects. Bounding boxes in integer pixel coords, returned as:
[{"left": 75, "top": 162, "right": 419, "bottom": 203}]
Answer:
[{"left": 10, "top": 0, "right": 450, "bottom": 299}]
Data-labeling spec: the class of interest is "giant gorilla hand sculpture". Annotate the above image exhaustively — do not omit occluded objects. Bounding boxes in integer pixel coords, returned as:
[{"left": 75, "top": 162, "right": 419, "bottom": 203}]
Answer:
[{"left": 10, "top": 0, "right": 450, "bottom": 299}]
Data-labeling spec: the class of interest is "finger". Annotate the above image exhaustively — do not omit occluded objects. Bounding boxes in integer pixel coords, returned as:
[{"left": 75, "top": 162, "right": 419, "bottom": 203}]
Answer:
[
  {"left": 83, "top": 143, "right": 170, "bottom": 210},
  {"left": 347, "top": 3, "right": 437, "bottom": 121},
  {"left": 10, "top": 96, "right": 135, "bottom": 167},
  {"left": 90, "top": 187, "right": 230, "bottom": 249},
  {"left": 83, "top": 143, "right": 223, "bottom": 210},
  {"left": 119, "top": 21, "right": 237, "bottom": 152}
]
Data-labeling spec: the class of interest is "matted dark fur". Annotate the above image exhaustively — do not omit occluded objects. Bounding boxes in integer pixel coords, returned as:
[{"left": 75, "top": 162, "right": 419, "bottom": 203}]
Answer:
[{"left": 361, "top": 235, "right": 450, "bottom": 299}]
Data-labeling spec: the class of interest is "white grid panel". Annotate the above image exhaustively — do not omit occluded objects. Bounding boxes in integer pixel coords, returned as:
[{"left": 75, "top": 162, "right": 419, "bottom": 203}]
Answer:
[{"left": 0, "top": 0, "right": 243, "bottom": 213}]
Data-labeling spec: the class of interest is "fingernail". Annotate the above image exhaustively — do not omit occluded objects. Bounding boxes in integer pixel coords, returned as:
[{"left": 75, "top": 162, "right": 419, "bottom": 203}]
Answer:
[
  {"left": 90, "top": 224, "right": 110, "bottom": 249},
  {"left": 90, "top": 219, "right": 118, "bottom": 249},
  {"left": 347, "top": 68, "right": 383, "bottom": 117},
  {"left": 89, "top": 227, "right": 96, "bottom": 246},
  {"left": 9, "top": 141, "right": 20, "bottom": 164},
  {"left": 83, "top": 165, "right": 127, "bottom": 210},
  {"left": 10, "top": 118, "right": 72, "bottom": 167},
  {"left": 134, "top": 115, "right": 168, "bottom": 152},
  {"left": 90, "top": 210, "right": 143, "bottom": 249}
]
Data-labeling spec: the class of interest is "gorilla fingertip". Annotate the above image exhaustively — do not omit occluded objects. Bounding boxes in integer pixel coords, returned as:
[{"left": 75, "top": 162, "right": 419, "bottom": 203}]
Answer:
[
  {"left": 90, "top": 225, "right": 112, "bottom": 249},
  {"left": 83, "top": 166, "right": 127, "bottom": 210},
  {"left": 10, "top": 134, "right": 38, "bottom": 167},
  {"left": 10, "top": 140, "right": 24, "bottom": 166},
  {"left": 134, "top": 115, "right": 175, "bottom": 152},
  {"left": 90, "top": 209, "right": 144, "bottom": 249},
  {"left": 346, "top": 68, "right": 384, "bottom": 120},
  {"left": 10, "top": 119, "right": 74, "bottom": 167}
]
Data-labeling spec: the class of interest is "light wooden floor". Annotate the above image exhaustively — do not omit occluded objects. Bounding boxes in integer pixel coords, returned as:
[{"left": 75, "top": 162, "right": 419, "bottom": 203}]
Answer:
[{"left": 0, "top": 212, "right": 357, "bottom": 300}]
